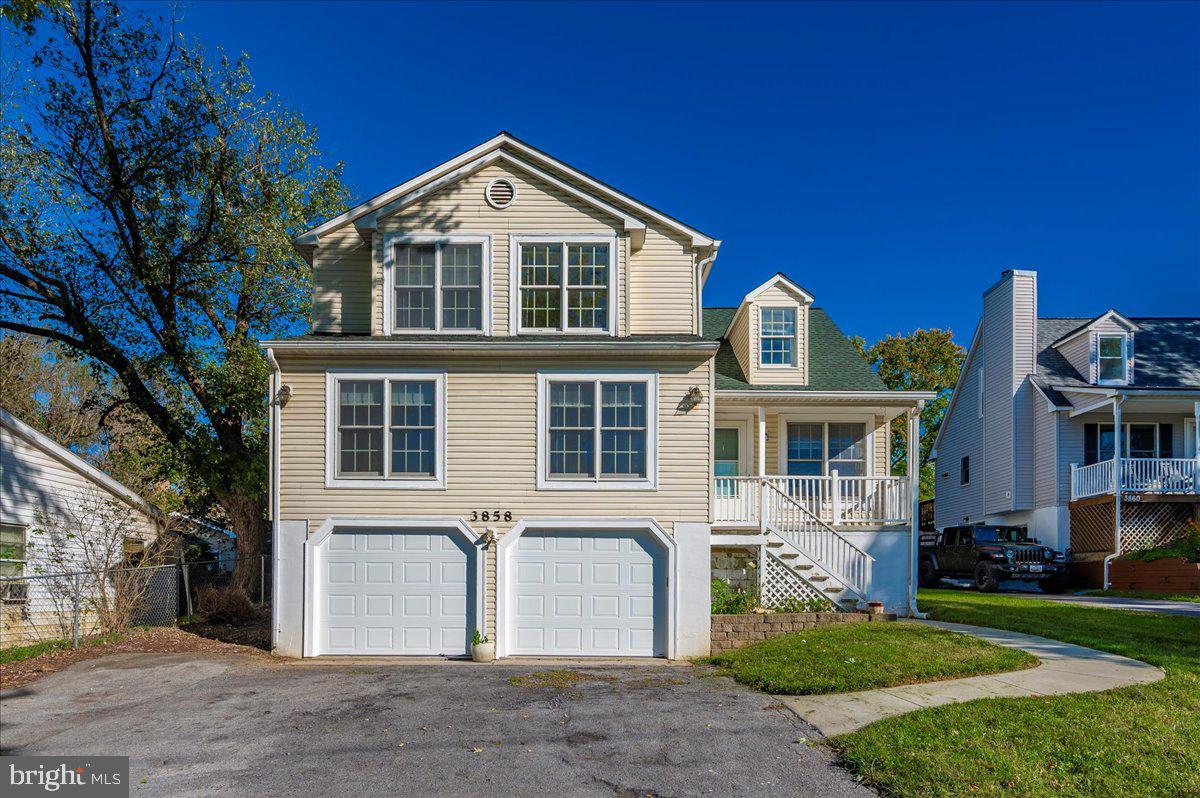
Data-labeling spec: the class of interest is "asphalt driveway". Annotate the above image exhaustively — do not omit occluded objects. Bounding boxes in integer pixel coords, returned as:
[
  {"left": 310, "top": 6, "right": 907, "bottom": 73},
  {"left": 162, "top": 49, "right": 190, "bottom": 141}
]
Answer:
[{"left": 0, "top": 652, "right": 874, "bottom": 798}]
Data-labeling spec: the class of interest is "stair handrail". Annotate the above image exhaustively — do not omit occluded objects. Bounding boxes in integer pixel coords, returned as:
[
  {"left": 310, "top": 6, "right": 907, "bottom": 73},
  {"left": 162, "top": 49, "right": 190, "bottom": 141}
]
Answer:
[
  {"left": 762, "top": 481, "right": 873, "bottom": 599},
  {"left": 763, "top": 481, "right": 874, "bottom": 561}
]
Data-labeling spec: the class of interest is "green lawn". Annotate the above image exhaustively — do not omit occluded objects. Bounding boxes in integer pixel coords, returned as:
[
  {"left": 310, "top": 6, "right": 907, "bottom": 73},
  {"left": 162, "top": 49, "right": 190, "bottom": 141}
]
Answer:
[
  {"left": 703, "top": 621, "right": 1035, "bottom": 695},
  {"left": 1081, "top": 589, "right": 1200, "bottom": 603},
  {"left": 0, "top": 638, "right": 71, "bottom": 664},
  {"left": 833, "top": 590, "right": 1200, "bottom": 798}
]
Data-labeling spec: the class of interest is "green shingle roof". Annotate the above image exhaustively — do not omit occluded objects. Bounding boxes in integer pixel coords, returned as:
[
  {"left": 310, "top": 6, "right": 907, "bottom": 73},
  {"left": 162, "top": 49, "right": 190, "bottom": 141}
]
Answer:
[{"left": 702, "top": 306, "right": 887, "bottom": 392}]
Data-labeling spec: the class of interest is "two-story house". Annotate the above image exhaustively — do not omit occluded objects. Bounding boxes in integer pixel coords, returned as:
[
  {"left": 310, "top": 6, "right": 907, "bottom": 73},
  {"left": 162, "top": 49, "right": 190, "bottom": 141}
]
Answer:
[
  {"left": 263, "top": 133, "right": 931, "bottom": 660},
  {"left": 933, "top": 269, "right": 1200, "bottom": 587}
]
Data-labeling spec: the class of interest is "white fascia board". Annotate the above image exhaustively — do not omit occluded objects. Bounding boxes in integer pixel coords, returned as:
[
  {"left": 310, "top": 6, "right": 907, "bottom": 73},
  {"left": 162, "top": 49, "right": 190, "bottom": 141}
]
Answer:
[
  {"left": 1051, "top": 310, "right": 1141, "bottom": 349},
  {"left": 260, "top": 340, "right": 719, "bottom": 355},
  {"left": 0, "top": 409, "right": 161, "bottom": 521},
  {"left": 715, "top": 389, "right": 936, "bottom": 402},
  {"left": 293, "top": 133, "right": 714, "bottom": 251},
  {"left": 726, "top": 273, "right": 815, "bottom": 335}
]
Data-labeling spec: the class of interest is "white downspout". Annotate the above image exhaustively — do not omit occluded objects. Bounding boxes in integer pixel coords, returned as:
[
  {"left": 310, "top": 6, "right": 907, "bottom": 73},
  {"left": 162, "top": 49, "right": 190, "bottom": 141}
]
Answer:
[
  {"left": 1103, "top": 395, "right": 1125, "bottom": 590},
  {"left": 695, "top": 250, "right": 717, "bottom": 337},
  {"left": 266, "top": 348, "right": 282, "bottom": 650},
  {"left": 907, "top": 401, "right": 928, "bottom": 618}
]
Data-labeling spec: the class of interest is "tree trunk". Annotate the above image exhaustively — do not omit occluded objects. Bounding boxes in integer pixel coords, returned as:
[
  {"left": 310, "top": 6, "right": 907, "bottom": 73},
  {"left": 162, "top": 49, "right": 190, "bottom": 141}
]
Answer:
[{"left": 219, "top": 490, "right": 267, "bottom": 598}]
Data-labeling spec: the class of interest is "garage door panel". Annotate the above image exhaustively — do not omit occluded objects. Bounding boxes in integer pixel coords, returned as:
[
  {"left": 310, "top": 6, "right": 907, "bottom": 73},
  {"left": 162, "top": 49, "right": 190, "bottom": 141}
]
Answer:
[
  {"left": 316, "top": 529, "right": 475, "bottom": 656},
  {"left": 508, "top": 530, "right": 667, "bottom": 657}
]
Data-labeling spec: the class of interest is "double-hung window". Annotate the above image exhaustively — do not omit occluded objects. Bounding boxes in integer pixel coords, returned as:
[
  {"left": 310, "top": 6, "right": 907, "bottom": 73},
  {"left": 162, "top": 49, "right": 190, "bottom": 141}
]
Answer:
[
  {"left": 0, "top": 523, "right": 26, "bottom": 578},
  {"left": 760, "top": 307, "right": 797, "bottom": 366},
  {"left": 387, "top": 236, "right": 488, "bottom": 333},
  {"left": 516, "top": 237, "right": 614, "bottom": 333},
  {"left": 538, "top": 372, "right": 657, "bottom": 489},
  {"left": 326, "top": 372, "right": 446, "bottom": 488},
  {"left": 1097, "top": 335, "right": 1126, "bottom": 384}
]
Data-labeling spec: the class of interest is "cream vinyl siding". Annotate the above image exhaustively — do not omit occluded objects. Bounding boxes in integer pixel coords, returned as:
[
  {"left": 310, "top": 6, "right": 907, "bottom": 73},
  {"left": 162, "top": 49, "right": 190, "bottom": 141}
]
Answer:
[
  {"left": 742, "top": 286, "right": 809, "bottom": 386},
  {"left": 727, "top": 308, "right": 751, "bottom": 381},
  {"left": 312, "top": 228, "right": 373, "bottom": 334},
  {"left": 276, "top": 352, "right": 712, "bottom": 636},
  {"left": 355, "top": 163, "right": 699, "bottom": 338}
]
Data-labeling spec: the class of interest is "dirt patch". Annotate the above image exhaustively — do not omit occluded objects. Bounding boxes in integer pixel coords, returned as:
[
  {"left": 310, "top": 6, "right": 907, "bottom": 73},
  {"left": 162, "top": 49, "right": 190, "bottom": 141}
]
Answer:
[
  {"left": 507, "top": 670, "right": 620, "bottom": 689},
  {"left": 0, "top": 627, "right": 268, "bottom": 691},
  {"left": 180, "top": 607, "right": 271, "bottom": 651}
]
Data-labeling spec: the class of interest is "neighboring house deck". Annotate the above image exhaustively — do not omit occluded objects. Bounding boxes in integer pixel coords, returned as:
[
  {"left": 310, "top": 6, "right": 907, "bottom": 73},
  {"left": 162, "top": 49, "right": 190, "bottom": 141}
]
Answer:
[
  {"left": 262, "top": 133, "right": 929, "bottom": 661},
  {"left": 932, "top": 270, "right": 1200, "bottom": 587}
]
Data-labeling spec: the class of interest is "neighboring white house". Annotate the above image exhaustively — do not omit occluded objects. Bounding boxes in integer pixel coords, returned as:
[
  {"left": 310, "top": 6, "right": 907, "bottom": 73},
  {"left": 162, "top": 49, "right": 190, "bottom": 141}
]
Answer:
[
  {"left": 262, "top": 133, "right": 932, "bottom": 660},
  {"left": 0, "top": 407, "right": 164, "bottom": 647},
  {"left": 932, "top": 269, "right": 1200, "bottom": 586}
]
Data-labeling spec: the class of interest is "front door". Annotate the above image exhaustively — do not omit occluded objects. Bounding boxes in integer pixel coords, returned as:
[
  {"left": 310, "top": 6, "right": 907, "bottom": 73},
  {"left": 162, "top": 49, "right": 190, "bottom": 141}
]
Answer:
[{"left": 714, "top": 427, "right": 743, "bottom": 520}]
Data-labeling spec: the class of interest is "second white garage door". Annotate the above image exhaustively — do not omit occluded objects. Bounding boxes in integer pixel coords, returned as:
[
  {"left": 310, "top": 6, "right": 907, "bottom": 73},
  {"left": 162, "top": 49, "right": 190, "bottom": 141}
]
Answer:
[{"left": 507, "top": 530, "right": 668, "bottom": 657}]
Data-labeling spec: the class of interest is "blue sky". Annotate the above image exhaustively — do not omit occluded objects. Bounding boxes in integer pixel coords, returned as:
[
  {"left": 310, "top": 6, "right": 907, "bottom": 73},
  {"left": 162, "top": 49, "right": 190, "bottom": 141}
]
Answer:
[{"left": 148, "top": 1, "right": 1198, "bottom": 344}]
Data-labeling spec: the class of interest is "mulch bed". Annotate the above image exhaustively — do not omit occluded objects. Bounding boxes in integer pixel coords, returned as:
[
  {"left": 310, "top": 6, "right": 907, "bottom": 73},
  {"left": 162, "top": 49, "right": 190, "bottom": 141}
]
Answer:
[
  {"left": 1, "top": 626, "right": 270, "bottom": 691},
  {"left": 180, "top": 607, "right": 272, "bottom": 651}
]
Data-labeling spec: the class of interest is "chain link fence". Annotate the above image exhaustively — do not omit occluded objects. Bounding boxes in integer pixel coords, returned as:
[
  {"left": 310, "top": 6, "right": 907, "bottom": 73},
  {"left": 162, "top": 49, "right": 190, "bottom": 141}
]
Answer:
[{"left": 0, "top": 555, "right": 270, "bottom": 651}]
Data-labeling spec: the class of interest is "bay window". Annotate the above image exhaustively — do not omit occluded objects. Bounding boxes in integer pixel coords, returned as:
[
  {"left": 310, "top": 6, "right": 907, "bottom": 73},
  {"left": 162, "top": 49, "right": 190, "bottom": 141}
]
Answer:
[
  {"left": 326, "top": 372, "right": 445, "bottom": 488},
  {"left": 516, "top": 237, "right": 614, "bottom": 333},
  {"left": 386, "top": 236, "right": 488, "bottom": 333},
  {"left": 538, "top": 372, "right": 657, "bottom": 488}
]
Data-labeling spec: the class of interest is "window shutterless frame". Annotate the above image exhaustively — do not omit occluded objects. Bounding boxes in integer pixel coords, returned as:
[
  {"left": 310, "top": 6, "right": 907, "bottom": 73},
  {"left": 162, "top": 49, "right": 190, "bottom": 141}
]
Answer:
[
  {"left": 758, "top": 303, "right": 800, "bottom": 368},
  {"left": 1096, "top": 333, "right": 1128, "bottom": 385},
  {"left": 0, "top": 522, "right": 26, "bottom": 578},
  {"left": 535, "top": 371, "right": 658, "bottom": 490},
  {"left": 382, "top": 233, "right": 492, "bottom": 335},
  {"left": 324, "top": 370, "right": 447, "bottom": 489},
  {"left": 510, "top": 234, "right": 618, "bottom": 336}
]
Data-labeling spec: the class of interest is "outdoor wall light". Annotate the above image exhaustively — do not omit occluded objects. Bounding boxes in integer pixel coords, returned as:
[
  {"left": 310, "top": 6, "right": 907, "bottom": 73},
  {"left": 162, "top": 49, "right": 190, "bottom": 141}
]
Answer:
[
  {"left": 684, "top": 386, "right": 704, "bottom": 410},
  {"left": 272, "top": 384, "right": 292, "bottom": 408}
]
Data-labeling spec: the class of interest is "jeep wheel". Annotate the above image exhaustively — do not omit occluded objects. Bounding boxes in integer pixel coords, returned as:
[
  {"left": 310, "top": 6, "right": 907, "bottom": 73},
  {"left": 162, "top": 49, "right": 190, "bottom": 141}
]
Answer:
[
  {"left": 1039, "top": 574, "right": 1069, "bottom": 594},
  {"left": 974, "top": 561, "right": 1000, "bottom": 593},
  {"left": 918, "top": 559, "right": 940, "bottom": 589}
]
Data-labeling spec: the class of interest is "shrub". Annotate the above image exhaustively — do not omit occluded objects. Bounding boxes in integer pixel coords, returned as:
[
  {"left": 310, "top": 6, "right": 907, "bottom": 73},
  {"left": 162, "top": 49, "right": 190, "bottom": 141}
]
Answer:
[
  {"left": 711, "top": 578, "right": 759, "bottom": 615},
  {"left": 1123, "top": 521, "right": 1200, "bottom": 563},
  {"left": 195, "top": 586, "right": 255, "bottom": 625}
]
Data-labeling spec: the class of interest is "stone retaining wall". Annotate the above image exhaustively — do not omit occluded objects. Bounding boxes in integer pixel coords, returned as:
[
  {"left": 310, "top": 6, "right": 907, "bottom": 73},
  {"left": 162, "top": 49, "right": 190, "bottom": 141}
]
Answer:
[{"left": 711, "top": 611, "right": 896, "bottom": 654}]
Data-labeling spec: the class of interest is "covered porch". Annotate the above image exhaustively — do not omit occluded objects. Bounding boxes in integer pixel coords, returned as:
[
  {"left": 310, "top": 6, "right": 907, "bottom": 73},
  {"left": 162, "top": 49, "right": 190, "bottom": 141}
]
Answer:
[
  {"left": 1069, "top": 393, "right": 1200, "bottom": 501},
  {"left": 712, "top": 393, "right": 926, "bottom": 529}
]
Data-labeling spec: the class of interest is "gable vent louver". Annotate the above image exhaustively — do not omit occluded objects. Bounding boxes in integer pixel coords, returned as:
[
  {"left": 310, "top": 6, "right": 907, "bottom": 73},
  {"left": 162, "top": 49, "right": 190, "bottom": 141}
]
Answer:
[{"left": 485, "top": 177, "right": 516, "bottom": 209}]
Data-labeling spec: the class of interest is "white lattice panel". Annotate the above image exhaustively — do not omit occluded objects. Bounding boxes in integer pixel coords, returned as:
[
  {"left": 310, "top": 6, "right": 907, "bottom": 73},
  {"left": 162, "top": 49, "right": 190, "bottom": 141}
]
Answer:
[
  {"left": 1121, "top": 503, "right": 1193, "bottom": 553},
  {"left": 760, "top": 552, "right": 827, "bottom": 609}
]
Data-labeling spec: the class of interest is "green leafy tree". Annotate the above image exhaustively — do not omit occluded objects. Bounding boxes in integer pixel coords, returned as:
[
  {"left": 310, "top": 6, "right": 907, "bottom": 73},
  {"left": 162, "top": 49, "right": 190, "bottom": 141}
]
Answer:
[
  {"left": 0, "top": 0, "right": 347, "bottom": 590},
  {"left": 852, "top": 329, "right": 965, "bottom": 499}
]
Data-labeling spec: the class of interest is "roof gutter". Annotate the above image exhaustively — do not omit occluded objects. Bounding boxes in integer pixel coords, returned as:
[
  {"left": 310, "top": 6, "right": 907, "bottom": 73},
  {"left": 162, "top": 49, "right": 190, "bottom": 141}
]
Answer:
[
  {"left": 715, "top": 389, "right": 937, "bottom": 402},
  {"left": 259, "top": 340, "right": 720, "bottom": 356}
]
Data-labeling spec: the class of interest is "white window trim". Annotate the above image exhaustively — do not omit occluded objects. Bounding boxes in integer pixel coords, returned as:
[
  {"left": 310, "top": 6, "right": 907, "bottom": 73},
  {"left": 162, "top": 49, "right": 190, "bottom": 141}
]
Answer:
[
  {"left": 960, "top": 455, "right": 970, "bottom": 485},
  {"left": 775, "top": 412, "right": 875, "bottom": 477},
  {"left": 757, "top": 303, "right": 801, "bottom": 369},
  {"left": 0, "top": 522, "right": 27, "bottom": 578},
  {"left": 382, "top": 232, "right": 492, "bottom": 336},
  {"left": 509, "top": 233, "right": 619, "bottom": 336},
  {"left": 324, "top": 369, "right": 447, "bottom": 489},
  {"left": 1094, "top": 332, "right": 1131, "bottom": 386},
  {"left": 536, "top": 370, "right": 658, "bottom": 490}
]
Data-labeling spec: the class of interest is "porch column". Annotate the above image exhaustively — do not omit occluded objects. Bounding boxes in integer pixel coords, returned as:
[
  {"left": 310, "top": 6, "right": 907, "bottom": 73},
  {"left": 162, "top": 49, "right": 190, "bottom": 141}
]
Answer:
[
  {"left": 1107, "top": 397, "right": 1124, "bottom": 589},
  {"left": 907, "top": 402, "right": 923, "bottom": 614},
  {"left": 757, "top": 406, "right": 766, "bottom": 477}
]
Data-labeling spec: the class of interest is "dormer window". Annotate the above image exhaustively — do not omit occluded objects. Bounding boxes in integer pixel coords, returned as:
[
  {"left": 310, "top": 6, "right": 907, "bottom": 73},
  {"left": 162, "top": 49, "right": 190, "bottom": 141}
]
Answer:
[
  {"left": 760, "top": 307, "right": 797, "bottom": 367},
  {"left": 1097, "top": 334, "right": 1127, "bottom": 384}
]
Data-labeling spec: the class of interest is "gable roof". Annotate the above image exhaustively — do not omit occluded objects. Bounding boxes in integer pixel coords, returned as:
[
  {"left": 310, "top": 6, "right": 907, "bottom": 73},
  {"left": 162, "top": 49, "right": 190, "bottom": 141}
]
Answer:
[
  {"left": 1049, "top": 309, "right": 1139, "bottom": 348},
  {"left": 702, "top": 306, "right": 887, "bottom": 392},
  {"left": 295, "top": 132, "right": 719, "bottom": 257},
  {"left": 743, "top": 273, "right": 815, "bottom": 304},
  {"left": 0, "top": 408, "right": 160, "bottom": 520},
  {"left": 1037, "top": 316, "right": 1200, "bottom": 390}
]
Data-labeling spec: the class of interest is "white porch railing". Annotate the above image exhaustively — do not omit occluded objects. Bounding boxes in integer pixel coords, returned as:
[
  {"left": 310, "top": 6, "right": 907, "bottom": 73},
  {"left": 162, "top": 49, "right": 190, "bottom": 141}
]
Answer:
[
  {"left": 714, "top": 473, "right": 911, "bottom": 526},
  {"left": 762, "top": 482, "right": 873, "bottom": 601},
  {"left": 1071, "top": 457, "right": 1200, "bottom": 500}
]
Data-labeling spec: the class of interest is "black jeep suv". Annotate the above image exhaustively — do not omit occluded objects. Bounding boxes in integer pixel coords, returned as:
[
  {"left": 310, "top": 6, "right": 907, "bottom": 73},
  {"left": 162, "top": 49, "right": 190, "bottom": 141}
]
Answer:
[{"left": 919, "top": 525, "right": 1070, "bottom": 593}]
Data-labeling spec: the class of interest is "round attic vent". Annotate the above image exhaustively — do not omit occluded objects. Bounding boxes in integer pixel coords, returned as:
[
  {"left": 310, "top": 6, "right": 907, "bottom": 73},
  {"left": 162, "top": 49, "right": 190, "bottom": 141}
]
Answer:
[{"left": 485, "top": 177, "right": 516, "bottom": 209}]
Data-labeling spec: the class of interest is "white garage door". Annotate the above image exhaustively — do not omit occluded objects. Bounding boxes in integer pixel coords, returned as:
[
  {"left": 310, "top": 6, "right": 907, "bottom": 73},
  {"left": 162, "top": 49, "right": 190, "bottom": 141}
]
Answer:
[
  {"left": 316, "top": 529, "right": 476, "bottom": 656},
  {"left": 508, "top": 530, "right": 667, "bottom": 657}
]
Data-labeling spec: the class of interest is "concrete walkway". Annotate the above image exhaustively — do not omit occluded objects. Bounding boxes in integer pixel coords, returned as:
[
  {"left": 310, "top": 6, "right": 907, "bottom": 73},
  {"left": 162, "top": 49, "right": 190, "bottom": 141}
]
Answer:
[
  {"left": 780, "top": 620, "right": 1164, "bottom": 737},
  {"left": 1007, "top": 592, "right": 1200, "bottom": 617}
]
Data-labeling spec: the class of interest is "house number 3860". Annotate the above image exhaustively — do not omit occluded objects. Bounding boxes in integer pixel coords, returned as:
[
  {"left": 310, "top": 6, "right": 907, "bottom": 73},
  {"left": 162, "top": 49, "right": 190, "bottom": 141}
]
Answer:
[{"left": 470, "top": 510, "right": 513, "bottom": 522}]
